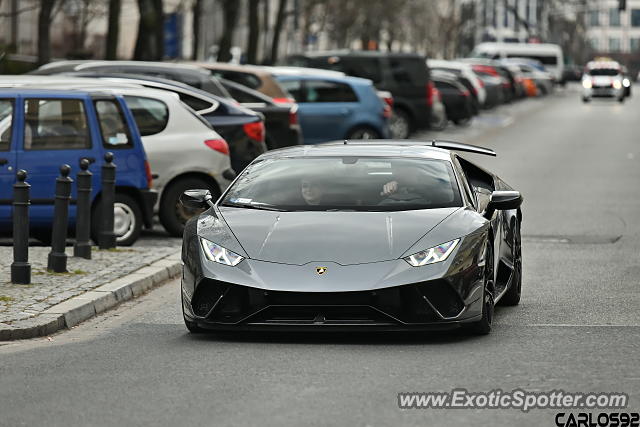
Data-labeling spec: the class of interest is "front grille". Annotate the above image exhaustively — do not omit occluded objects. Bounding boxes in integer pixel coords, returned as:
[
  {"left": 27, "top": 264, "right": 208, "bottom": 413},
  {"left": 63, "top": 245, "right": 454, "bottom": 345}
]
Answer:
[{"left": 192, "top": 279, "right": 465, "bottom": 325}]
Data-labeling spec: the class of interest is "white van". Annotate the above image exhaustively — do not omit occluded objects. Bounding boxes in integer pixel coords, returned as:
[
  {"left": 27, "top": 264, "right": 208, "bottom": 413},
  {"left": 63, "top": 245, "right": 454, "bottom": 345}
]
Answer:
[{"left": 471, "top": 42, "right": 564, "bottom": 83}]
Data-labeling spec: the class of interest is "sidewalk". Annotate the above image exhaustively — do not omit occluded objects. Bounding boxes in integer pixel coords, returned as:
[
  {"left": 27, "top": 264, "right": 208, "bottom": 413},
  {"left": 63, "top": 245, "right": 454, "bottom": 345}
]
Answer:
[{"left": 0, "top": 245, "right": 181, "bottom": 340}]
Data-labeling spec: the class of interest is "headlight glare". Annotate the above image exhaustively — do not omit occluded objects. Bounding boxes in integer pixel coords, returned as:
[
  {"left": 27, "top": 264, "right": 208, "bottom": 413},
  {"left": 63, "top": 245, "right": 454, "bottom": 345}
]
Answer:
[
  {"left": 200, "top": 238, "right": 244, "bottom": 266},
  {"left": 404, "top": 239, "right": 459, "bottom": 267}
]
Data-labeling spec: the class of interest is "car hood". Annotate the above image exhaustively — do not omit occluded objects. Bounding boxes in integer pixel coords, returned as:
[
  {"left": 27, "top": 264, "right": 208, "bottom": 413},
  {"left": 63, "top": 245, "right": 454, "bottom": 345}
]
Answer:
[{"left": 218, "top": 207, "right": 460, "bottom": 266}]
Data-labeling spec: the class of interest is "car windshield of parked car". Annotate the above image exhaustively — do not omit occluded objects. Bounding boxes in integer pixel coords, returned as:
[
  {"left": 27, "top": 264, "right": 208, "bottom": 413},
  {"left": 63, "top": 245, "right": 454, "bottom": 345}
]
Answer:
[{"left": 221, "top": 157, "right": 462, "bottom": 211}]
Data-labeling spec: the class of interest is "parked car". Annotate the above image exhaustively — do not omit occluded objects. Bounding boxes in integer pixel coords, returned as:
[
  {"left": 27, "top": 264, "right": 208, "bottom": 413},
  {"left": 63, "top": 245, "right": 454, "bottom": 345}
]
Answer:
[
  {"left": 268, "top": 69, "right": 390, "bottom": 144},
  {"left": 285, "top": 51, "right": 432, "bottom": 139},
  {"left": 474, "top": 73, "right": 505, "bottom": 107},
  {"left": 185, "top": 61, "right": 295, "bottom": 104},
  {"left": 81, "top": 86, "right": 235, "bottom": 236},
  {"left": 502, "top": 58, "right": 554, "bottom": 95},
  {"left": 32, "top": 60, "right": 234, "bottom": 99},
  {"left": 428, "top": 59, "right": 487, "bottom": 109},
  {"left": 0, "top": 88, "right": 156, "bottom": 245},
  {"left": 37, "top": 72, "right": 268, "bottom": 172},
  {"left": 430, "top": 71, "right": 473, "bottom": 125},
  {"left": 217, "top": 77, "right": 303, "bottom": 149}
]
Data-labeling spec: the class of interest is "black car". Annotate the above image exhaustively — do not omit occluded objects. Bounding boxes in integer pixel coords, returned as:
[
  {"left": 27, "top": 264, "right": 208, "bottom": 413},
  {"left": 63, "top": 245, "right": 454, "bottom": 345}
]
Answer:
[
  {"left": 53, "top": 71, "right": 267, "bottom": 173},
  {"left": 179, "top": 140, "right": 523, "bottom": 335},
  {"left": 431, "top": 71, "right": 474, "bottom": 125},
  {"left": 218, "top": 78, "right": 303, "bottom": 149},
  {"left": 285, "top": 50, "right": 432, "bottom": 139}
]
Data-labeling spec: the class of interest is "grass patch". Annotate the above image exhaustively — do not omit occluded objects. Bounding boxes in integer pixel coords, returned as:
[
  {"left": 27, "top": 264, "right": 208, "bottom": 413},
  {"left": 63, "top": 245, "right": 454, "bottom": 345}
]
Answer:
[
  {"left": 46, "top": 270, "right": 86, "bottom": 275},
  {"left": 96, "top": 247, "right": 135, "bottom": 253},
  {"left": 0, "top": 295, "right": 14, "bottom": 302}
]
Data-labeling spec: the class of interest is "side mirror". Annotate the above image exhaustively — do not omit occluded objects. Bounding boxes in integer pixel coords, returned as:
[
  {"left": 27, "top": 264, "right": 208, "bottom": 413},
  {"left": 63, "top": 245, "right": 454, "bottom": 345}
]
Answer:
[
  {"left": 484, "top": 190, "right": 522, "bottom": 219},
  {"left": 180, "top": 189, "right": 213, "bottom": 210}
]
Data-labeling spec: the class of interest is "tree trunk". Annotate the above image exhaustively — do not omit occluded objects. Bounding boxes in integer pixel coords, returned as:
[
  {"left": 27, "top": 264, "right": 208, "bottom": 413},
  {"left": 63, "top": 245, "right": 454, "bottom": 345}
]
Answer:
[
  {"left": 106, "top": 0, "right": 121, "bottom": 59},
  {"left": 191, "top": 0, "right": 201, "bottom": 60},
  {"left": 269, "top": 0, "right": 287, "bottom": 65},
  {"left": 217, "top": 0, "right": 240, "bottom": 62},
  {"left": 133, "top": 0, "right": 164, "bottom": 60},
  {"left": 246, "top": 0, "right": 260, "bottom": 64},
  {"left": 37, "top": 0, "right": 56, "bottom": 66}
]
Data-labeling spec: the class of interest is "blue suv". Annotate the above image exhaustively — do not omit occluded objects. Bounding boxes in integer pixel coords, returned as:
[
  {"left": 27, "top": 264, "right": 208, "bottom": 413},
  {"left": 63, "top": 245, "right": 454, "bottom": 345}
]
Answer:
[
  {"left": 0, "top": 89, "right": 156, "bottom": 245},
  {"left": 272, "top": 71, "right": 390, "bottom": 145}
]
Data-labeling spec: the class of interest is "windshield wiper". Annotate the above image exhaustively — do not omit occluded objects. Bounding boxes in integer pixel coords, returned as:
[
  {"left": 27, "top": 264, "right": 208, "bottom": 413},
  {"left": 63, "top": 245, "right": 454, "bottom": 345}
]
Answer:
[{"left": 220, "top": 201, "right": 288, "bottom": 212}]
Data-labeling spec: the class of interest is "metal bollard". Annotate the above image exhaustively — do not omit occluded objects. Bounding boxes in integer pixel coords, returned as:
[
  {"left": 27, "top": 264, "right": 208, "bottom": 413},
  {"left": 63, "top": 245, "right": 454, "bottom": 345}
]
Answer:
[
  {"left": 99, "top": 152, "right": 116, "bottom": 249},
  {"left": 47, "top": 165, "right": 73, "bottom": 273},
  {"left": 11, "top": 170, "right": 31, "bottom": 284},
  {"left": 73, "top": 158, "right": 92, "bottom": 259}
]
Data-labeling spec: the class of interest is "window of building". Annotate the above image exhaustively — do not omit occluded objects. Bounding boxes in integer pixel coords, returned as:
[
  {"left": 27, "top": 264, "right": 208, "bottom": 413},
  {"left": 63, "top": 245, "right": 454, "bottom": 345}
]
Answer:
[
  {"left": 609, "top": 8, "right": 621, "bottom": 26},
  {"left": 589, "top": 38, "right": 600, "bottom": 50},
  {"left": 23, "top": 98, "right": 90, "bottom": 150},
  {"left": 632, "top": 9, "right": 640, "bottom": 27},
  {"left": 589, "top": 10, "right": 600, "bottom": 26},
  {"left": 609, "top": 37, "right": 621, "bottom": 52},
  {"left": 631, "top": 37, "right": 640, "bottom": 51}
]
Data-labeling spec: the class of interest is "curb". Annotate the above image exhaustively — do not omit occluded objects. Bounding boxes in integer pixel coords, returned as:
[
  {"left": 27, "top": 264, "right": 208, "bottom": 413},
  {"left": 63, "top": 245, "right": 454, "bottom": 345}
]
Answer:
[{"left": 0, "top": 253, "right": 181, "bottom": 341}]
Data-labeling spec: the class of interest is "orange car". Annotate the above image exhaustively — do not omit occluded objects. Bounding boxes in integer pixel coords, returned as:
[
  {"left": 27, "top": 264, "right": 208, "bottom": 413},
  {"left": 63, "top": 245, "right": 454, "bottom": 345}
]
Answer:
[{"left": 185, "top": 61, "right": 295, "bottom": 104}]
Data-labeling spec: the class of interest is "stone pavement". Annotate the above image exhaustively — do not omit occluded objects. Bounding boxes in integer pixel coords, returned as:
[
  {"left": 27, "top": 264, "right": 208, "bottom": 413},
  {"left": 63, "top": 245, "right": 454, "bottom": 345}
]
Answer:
[{"left": 0, "top": 245, "right": 179, "bottom": 328}]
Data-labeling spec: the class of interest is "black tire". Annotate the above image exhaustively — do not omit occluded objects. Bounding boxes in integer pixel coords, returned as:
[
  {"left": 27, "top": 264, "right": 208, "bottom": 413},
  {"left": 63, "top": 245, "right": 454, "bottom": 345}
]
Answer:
[
  {"left": 464, "top": 242, "right": 495, "bottom": 335},
  {"left": 582, "top": 97, "right": 590, "bottom": 103},
  {"left": 618, "top": 96, "right": 625, "bottom": 103},
  {"left": 346, "top": 126, "right": 381, "bottom": 140},
  {"left": 159, "top": 177, "right": 219, "bottom": 237},
  {"left": 453, "top": 116, "right": 471, "bottom": 126},
  {"left": 389, "top": 108, "right": 411, "bottom": 139},
  {"left": 499, "top": 220, "right": 522, "bottom": 306},
  {"left": 91, "top": 193, "right": 143, "bottom": 247}
]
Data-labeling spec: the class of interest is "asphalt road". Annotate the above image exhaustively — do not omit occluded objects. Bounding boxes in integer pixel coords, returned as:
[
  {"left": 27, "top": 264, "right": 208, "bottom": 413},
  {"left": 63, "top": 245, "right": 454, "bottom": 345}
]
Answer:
[{"left": 1, "top": 85, "right": 639, "bottom": 427}]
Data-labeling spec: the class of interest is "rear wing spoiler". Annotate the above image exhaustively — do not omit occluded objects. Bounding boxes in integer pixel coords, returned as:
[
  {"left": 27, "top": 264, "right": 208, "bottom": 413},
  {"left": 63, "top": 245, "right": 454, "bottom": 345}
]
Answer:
[
  {"left": 429, "top": 140, "right": 496, "bottom": 156},
  {"left": 329, "top": 139, "right": 497, "bottom": 157}
]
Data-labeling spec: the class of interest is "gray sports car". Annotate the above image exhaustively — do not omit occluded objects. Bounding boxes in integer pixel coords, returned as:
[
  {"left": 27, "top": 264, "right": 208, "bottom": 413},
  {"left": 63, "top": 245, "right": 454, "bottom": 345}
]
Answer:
[{"left": 180, "top": 140, "right": 523, "bottom": 335}]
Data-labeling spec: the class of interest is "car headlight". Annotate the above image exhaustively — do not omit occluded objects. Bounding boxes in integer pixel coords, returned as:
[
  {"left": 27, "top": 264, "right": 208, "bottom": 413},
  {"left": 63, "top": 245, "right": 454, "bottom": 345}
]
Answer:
[
  {"left": 613, "top": 80, "right": 622, "bottom": 89},
  {"left": 582, "top": 80, "right": 592, "bottom": 89},
  {"left": 623, "top": 78, "right": 630, "bottom": 87},
  {"left": 403, "top": 239, "right": 459, "bottom": 267},
  {"left": 200, "top": 237, "right": 244, "bottom": 266}
]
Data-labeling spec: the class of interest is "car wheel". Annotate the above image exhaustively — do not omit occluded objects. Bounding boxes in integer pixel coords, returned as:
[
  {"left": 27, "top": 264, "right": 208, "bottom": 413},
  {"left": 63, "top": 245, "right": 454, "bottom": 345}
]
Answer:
[
  {"left": 346, "top": 127, "right": 381, "bottom": 140},
  {"left": 618, "top": 96, "right": 625, "bottom": 103},
  {"left": 453, "top": 116, "right": 471, "bottom": 126},
  {"left": 499, "top": 221, "right": 522, "bottom": 306},
  {"left": 91, "top": 193, "right": 142, "bottom": 247},
  {"left": 160, "top": 177, "right": 219, "bottom": 237},
  {"left": 464, "top": 242, "right": 495, "bottom": 335},
  {"left": 389, "top": 109, "right": 411, "bottom": 139},
  {"left": 582, "top": 97, "right": 590, "bottom": 103}
]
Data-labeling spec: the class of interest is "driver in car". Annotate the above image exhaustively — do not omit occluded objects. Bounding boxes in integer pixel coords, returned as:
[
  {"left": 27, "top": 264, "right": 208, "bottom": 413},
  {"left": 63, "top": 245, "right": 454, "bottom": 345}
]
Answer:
[{"left": 380, "top": 163, "right": 430, "bottom": 204}]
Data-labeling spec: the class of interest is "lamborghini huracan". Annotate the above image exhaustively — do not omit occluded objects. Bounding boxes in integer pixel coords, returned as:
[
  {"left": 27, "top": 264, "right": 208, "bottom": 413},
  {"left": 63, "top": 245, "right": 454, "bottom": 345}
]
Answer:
[{"left": 180, "top": 140, "right": 523, "bottom": 335}]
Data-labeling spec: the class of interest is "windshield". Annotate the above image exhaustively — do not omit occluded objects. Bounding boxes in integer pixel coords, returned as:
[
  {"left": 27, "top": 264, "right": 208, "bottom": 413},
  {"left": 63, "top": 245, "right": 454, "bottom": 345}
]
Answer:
[
  {"left": 221, "top": 157, "right": 462, "bottom": 211},
  {"left": 588, "top": 69, "right": 619, "bottom": 76}
]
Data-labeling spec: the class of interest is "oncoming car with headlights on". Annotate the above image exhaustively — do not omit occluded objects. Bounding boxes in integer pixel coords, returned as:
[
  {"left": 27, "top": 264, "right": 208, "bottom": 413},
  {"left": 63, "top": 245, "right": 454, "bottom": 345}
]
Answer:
[{"left": 179, "top": 140, "right": 523, "bottom": 335}]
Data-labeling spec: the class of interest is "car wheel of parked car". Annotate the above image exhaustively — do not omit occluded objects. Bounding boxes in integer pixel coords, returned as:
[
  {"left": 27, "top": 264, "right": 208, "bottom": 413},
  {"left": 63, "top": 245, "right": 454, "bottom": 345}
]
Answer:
[
  {"left": 346, "top": 127, "right": 381, "bottom": 140},
  {"left": 453, "top": 116, "right": 471, "bottom": 126},
  {"left": 91, "top": 193, "right": 143, "bottom": 247},
  {"left": 160, "top": 177, "right": 220, "bottom": 237},
  {"left": 582, "top": 97, "right": 590, "bottom": 103},
  {"left": 618, "top": 96, "right": 625, "bottom": 103},
  {"left": 389, "top": 109, "right": 411, "bottom": 139},
  {"left": 464, "top": 243, "right": 494, "bottom": 335}
]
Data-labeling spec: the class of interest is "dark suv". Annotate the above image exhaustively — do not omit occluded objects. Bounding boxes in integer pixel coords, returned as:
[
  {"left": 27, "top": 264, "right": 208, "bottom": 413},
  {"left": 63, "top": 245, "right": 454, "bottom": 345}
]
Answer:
[{"left": 285, "top": 51, "right": 432, "bottom": 138}]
